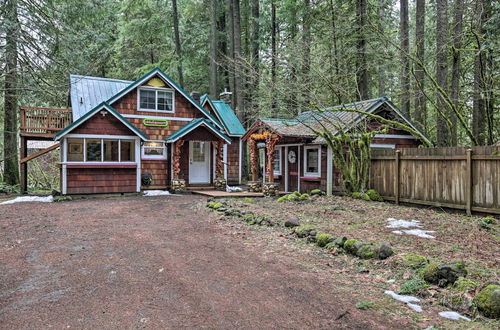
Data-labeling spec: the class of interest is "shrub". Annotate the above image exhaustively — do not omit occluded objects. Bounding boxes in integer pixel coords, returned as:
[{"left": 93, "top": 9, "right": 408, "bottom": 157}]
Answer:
[
  {"left": 0, "top": 183, "right": 20, "bottom": 194},
  {"left": 399, "top": 278, "right": 429, "bottom": 295},
  {"left": 478, "top": 216, "right": 496, "bottom": 229},
  {"left": 316, "top": 232, "right": 332, "bottom": 247},
  {"left": 366, "top": 189, "right": 383, "bottom": 202},
  {"left": 53, "top": 195, "right": 73, "bottom": 202}
]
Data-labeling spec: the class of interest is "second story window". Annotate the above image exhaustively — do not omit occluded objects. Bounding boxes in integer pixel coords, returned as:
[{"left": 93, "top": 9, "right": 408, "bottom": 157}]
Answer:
[{"left": 138, "top": 87, "right": 174, "bottom": 113}]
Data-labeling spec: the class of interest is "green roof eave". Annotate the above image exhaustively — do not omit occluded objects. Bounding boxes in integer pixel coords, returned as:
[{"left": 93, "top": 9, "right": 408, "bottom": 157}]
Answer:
[
  {"left": 165, "top": 118, "right": 232, "bottom": 144},
  {"left": 54, "top": 102, "right": 148, "bottom": 141},
  {"left": 104, "top": 67, "right": 224, "bottom": 131}
]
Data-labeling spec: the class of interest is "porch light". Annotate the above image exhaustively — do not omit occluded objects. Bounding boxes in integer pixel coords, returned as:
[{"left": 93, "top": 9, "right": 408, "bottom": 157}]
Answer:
[{"left": 257, "top": 142, "right": 266, "bottom": 149}]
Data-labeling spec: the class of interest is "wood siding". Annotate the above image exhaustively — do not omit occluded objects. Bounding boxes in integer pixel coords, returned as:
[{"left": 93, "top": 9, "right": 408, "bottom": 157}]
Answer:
[
  {"left": 370, "top": 146, "right": 500, "bottom": 214},
  {"left": 226, "top": 138, "right": 240, "bottom": 183},
  {"left": 66, "top": 167, "right": 136, "bottom": 194},
  {"left": 142, "top": 160, "right": 168, "bottom": 187},
  {"left": 71, "top": 112, "right": 135, "bottom": 136}
]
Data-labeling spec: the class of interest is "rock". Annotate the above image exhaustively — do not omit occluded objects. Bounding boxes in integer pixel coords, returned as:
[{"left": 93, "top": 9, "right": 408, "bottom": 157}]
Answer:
[
  {"left": 402, "top": 253, "right": 428, "bottom": 269},
  {"left": 437, "top": 261, "right": 467, "bottom": 287},
  {"left": 309, "top": 230, "right": 317, "bottom": 237},
  {"left": 474, "top": 284, "right": 500, "bottom": 319},
  {"left": 333, "top": 236, "right": 347, "bottom": 248},
  {"left": 343, "top": 239, "right": 360, "bottom": 254},
  {"left": 356, "top": 244, "right": 378, "bottom": 259},
  {"left": 294, "top": 224, "right": 317, "bottom": 238},
  {"left": 284, "top": 217, "right": 300, "bottom": 227},
  {"left": 217, "top": 207, "right": 227, "bottom": 213},
  {"left": 453, "top": 277, "right": 478, "bottom": 292},
  {"left": 421, "top": 263, "right": 439, "bottom": 284},
  {"left": 377, "top": 242, "right": 394, "bottom": 259},
  {"left": 316, "top": 232, "right": 333, "bottom": 247}
]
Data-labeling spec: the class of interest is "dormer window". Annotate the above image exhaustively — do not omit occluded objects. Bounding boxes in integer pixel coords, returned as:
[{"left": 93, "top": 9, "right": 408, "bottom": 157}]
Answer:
[{"left": 138, "top": 87, "right": 174, "bottom": 113}]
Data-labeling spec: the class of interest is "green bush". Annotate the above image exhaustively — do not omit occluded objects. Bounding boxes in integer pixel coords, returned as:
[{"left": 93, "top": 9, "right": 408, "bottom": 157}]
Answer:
[
  {"left": 316, "top": 232, "right": 332, "bottom": 247},
  {"left": 399, "top": 278, "right": 429, "bottom": 295},
  {"left": 366, "top": 189, "right": 383, "bottom": 202},
  {"left": 53, "top": 195, "right": 73, "bottom": 202},
  {"left": 0, "top": 183, "right": 20, "bottom": 194},
  {"left": 478, "top": 216, "right": 496, "bottom": 229}
]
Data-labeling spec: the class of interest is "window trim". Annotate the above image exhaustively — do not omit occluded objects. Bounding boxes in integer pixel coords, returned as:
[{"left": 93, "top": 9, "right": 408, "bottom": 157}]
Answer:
[
  {"left": 63, "top": 135, "right": 138, "bottom": 164},
  {"left": 273, "top": 147, "right": 282, "bottom": 175},
  {"left": 141, "top": 140, "right": 168, "bottom": 160},
  {"left": 303, "top": 145, "right": 321, "bottom": 177},
  {"left": 137, "top": 86, "right": 175, "bottom": 113}
]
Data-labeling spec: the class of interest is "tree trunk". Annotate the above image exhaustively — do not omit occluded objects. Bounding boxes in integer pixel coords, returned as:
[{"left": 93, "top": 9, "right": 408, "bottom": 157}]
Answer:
[
  {"left": 399, "top": 0, "right": 410, "bottom": 116},
  {"left": 435, "top": 0, "right": 450, "bottom": 147},
  {"left": 301, "top": 0, "right": 311, "bottom": 109},
  {"left": 172, "top": 0, "right": 184, "bottom": 87},
  {"left": 271, "top": 0, "right": 277, "bottom": 110},
  {"left": 329, "top": 0, "right": 341, "bottom": 104},
  {"left": 226, "top": 0, "right": 235, "bottom": 105},
  {"left": 3, "top": 0, "right": 20, "bottom": 185},
  {"left": 376, "top": 1, "right": 387, "bottom": 99},
  {"left": 232, "top": 0, "right": 244, "bottom": 121},
  {"left": 217, "top": 0, "right": 229, "bottom": 90},
  {"left": 251, "top": 0, "right": 259, "bottom": 113},
  {"left": 414, "top": 0, "right": 426, "bottom": 130},
  {"left": 209, "top": 0, "right": 218, "bottom": 98},
  {"left": 449, "top": 0, "right": 464, "bottom": 146},
  {"left": 288, "top": 0, "right": 298, "bottom": 110},
  {"left": 355, "top": 0, "right": 369, "bottom": 100}
]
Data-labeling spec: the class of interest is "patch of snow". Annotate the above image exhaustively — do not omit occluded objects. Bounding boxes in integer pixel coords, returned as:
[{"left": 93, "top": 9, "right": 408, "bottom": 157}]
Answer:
[
  {"left": 384, "top": 290, "right": 420, "bottom": 304},
  {"left": 386, "top": 218, "right": 422, "bottom": 228},
  {"left": 1, "top": 195, "right": 53, "bottom": 205},
  {"left": 387, "top": 279, "right": 396, "bottom": 283},
  {"left": 438, "top": 311, "right": 471, "bottom": 321},
  {"left": 385, "top": 290, "right": 423, "bottom": 312},
  {"left": 143, "top": 190, "right": 171, "bottom": 196},
  {"left": 392, "top": 229, "right": 436, "bottom": 239},
  {"left": 226, "top": 185, "right": 243, "bottom": 193},
  {"left": 407, "top": 303, "right": 423, "bottom": 313}
]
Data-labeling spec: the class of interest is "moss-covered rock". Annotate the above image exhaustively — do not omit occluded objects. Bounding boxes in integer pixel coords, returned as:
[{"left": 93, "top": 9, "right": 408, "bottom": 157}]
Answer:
[
  {"left": 351, "top": 192, "right": 362, "bottom": 199},
  {"left": 356, "top": 244, "right": 378, "bottom": 259},
  {"left": 474, "top": 284, "right": 500, "bottom": 319},
  {"left": 421, "top": 263, "right": 439, "bottom": 284},
  {"left": 437, "top": 261, "right": 467, "bottom": 286},
  {"left": 299, "top": 193, "right": 309, "bottom": 201},
  {"left": 277, "top": 195, "right": 288, "bottom": 203},
  {"left": 294, "top": 224, "right": 317, "bottom": 238},
  {"left": 324, "top": 242, "right": 336, "bottom": 249},
  {"left": 343, "top": 239, "right": 359, "bottom": 254},
  {"left": 361, "top": 193, "right": 371, "bottom": 201},
  {"left": 243, "top": 213, "right": 255, "bottom": 222},
  {"left": 316, "top": 232, "right": 333, "bottom": 247},
  {"left": 310, "top": 189, "right": 325, "bottom": 196},
  {"left": 453, "top": 277, "right": 479, "bottom": 292},
  {"left": 403, "top": 253, "right": 428, "bottom": 269},
  {"left": 376, "top": 242, "right": 394, "bottom": 259},
  {"left": 366, "top": 189, "right": 384, "bottom": 202},
  {"left": 333, "top": 236, "right": 347, "bottom": 248}
]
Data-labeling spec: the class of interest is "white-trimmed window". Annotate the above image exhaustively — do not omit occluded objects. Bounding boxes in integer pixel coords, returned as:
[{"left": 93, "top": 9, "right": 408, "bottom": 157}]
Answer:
[
  {"left": 304, "top": 145, "right": 321, "bottom": 177},
  {"left": 273, "top": 148, "right": 282, "bottom": 175},
  {"left": 138, "top": 87, "right": 174, "bottom": 113},
  {"left": 142, "top": 141, "right": 167, "bottom": 159},
  {"left": 66, "top": 137, "right": 136, "bottom": 163}
]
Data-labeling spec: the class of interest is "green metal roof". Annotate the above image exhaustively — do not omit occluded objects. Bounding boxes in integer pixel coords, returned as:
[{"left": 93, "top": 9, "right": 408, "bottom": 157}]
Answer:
[
  {"left": 165, "top": 118, "right": 232, "bottom": 143},
  {"left": 55, "top": 102, "right": 148, "bottom": 141},
  {"left": 201, "top": 94, "right": 245, "bottom": 136},
  {"left": 105, "top": 67, "right": 224, "bottom": 130}
]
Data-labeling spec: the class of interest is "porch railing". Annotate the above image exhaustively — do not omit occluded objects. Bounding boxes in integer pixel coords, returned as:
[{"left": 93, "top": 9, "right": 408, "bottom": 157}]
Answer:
[{"left": 20, "top": 107, "right": 72, "bottom": 138}]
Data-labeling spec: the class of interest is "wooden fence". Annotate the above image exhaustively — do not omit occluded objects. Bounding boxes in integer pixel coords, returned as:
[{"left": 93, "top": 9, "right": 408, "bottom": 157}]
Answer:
[{"left": 370, "top": 146, "right": 500, "bottom": 215}]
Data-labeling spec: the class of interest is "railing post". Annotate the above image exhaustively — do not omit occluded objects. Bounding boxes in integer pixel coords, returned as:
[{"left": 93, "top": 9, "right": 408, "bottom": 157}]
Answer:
[
  {"left": 395, "top": 149, "right": 401, "bottom": 205},
  {"left": 466, "top": 148, "right": 473, "bottom": 216}
]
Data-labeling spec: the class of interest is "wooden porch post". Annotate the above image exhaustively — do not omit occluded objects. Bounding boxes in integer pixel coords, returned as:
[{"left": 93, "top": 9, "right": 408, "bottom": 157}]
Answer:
[
  {"left": 20, "top": 137, "right": 28, "bottom": 194},
  {"left": 214, "top": 140, "right": 224, "bottom": 179},
  {"left": 266, "top": 135, "right": 279, "bottom": 182},
  {"left": 173, "top": 139, "right": 184, "bottom": 179},
  {"left": 249, "top": 138, "right": 259, "bottom": 181}
]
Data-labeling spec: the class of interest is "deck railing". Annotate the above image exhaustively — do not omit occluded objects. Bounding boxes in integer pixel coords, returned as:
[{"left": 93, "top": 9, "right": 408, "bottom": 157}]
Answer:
[{"left": 20, "top": 107, "right": 72, "bottom": 138}]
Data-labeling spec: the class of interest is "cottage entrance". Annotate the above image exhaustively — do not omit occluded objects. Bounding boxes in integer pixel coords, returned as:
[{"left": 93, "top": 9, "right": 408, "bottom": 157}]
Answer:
[
  {"left": 287, "top": 146, "right": 299, "bottom": 192},
  {"left": 189, "top": 141, "right": 210, "bottom": 184}
]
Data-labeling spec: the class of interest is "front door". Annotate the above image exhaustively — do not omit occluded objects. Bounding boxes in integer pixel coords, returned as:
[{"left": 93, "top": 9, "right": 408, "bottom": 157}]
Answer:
[
  {"left": 287, "top": 146, "right": 298, "bottom": 192},
  {"left": 189, "top": 141, "right": 210, "bottom": 184}
]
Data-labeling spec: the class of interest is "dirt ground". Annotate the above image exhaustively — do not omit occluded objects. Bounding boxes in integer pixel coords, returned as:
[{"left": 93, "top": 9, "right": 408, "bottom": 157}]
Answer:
[{"left": 1, "top": 194, "right": 415, "bottom": 329}]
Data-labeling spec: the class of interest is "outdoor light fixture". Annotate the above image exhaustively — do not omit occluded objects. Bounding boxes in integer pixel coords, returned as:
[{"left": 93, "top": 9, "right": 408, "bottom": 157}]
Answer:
[{"left": 257, "top": 142, "right": 266, "bottom": 149}]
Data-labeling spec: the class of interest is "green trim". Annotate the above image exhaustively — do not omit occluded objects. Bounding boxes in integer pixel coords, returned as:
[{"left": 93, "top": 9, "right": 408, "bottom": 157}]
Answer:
[
  {"left": 105, "top": 67, "right": 224, "bottom": 130},
  {"left": 165, "top": 118, "right": 232, "bottom": 143},
  {"left": 55, "top": 102, "right": 148, "bottom": 141},
  {"left": 200, "top": 94, "right": 245, "bottom": 136},
  {"left": 143, "top": 118, "right": 169, "bottom": 127}
]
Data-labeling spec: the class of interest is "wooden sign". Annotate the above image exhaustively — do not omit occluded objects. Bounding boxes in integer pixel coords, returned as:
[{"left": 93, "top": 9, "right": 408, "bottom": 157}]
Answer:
[{"left": 143, "top": 118, "right": 169, "bottom": 127}]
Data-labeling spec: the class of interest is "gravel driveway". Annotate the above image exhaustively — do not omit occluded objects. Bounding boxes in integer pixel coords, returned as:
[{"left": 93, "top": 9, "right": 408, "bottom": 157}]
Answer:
[{"left": 0, "top": 195, "right": 408, "bottom": 329}]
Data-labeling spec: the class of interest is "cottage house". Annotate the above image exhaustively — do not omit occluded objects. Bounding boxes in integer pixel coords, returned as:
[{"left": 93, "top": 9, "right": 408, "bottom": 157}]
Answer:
[
  {"left": 53, "top": 67, "right": 244, "bottom": 194},
  {"left": 243, "top": 97, "right": 431, "bottom": 195}
]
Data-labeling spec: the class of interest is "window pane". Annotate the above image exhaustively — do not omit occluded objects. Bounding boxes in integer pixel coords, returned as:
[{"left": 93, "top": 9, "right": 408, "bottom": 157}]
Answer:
[
  {"left": 121, "top": 140, "right": 135, "bottom": 161},
  {"left": 140, "top": 90, "right": 156, "bottom": 110},
  {"left": 157, "top": 91, "right": 171, "bottom": 111},
  {"left": 144, "top": 141, "right": 164, "bottom": 156},
  {"left": 67, "top": 138, "right": 84, "bottom": 161},
  {"left": 103, "top": 140, "right": 119, "bottom": 161},
  {"left": 86, "top": 139, "right": 102, "bottom": 161},
  {"left": 273, "top": 149, "right": 280, "bottom": 172},
  {"left": 192, "top": 142, "right": 205, "bottom": 162},
  {"left": 306, "top": 149, "right": 318, "bottom": 173}
]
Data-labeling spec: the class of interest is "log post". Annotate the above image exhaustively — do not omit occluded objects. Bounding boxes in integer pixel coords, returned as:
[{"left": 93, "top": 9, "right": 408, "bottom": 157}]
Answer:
[
  {"left": 395, "top": 149, "right": 401, "bottom": 205},
  {"left": 466, "top": 148, "right": 473, "bottom": 216},
  {"left": 249, "top": 138, "right": 259, "bottom": 181},
  {"left": 20, "top": 137, "right": 28, "bottom": 194},
  {"left": 265, "top": 135, "right": 279, "bottom": 183}
]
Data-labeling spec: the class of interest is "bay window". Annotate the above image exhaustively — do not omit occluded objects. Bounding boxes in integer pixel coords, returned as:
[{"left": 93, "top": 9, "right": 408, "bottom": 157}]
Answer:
[{"left": 65, "top": 137, "right": 136, "bottom": 163}]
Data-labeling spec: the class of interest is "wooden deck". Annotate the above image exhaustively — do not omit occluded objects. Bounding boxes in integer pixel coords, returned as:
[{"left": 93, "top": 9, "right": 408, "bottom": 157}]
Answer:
[{"left": 191, "top": 190, "right": 265, "bottom": 198}]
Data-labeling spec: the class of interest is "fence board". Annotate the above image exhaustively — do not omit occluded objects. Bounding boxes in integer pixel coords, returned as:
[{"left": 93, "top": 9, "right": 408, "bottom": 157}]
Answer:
[{"left": 370, "top": 146, "right": 500, "bottom": 214}]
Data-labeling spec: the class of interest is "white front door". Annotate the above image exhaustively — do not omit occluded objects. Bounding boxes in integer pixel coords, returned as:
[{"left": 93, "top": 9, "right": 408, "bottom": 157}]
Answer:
[{"left": 189, "top": 141, "right": 210, "bottom": 184}]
